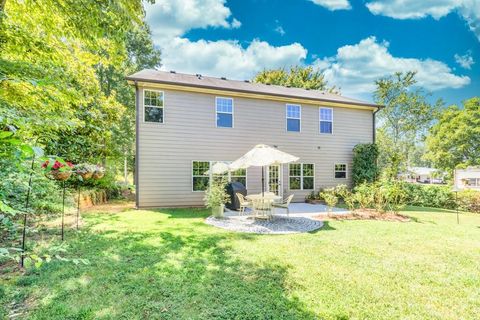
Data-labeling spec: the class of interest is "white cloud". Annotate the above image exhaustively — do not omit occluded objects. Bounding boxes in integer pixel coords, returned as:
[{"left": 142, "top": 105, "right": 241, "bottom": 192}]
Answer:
[
  {"left": 454, "top": 51, "right": 475, "bottom": 69},
  {"left": 365, "top": 0, "right": 480, "bottom": 40},
  {"left": 144, "top": 1, "right": 307, "bottom": 80},
  {"left": 309, "top": 0, "right": 351, "bottom": 10},
  {"left": 274, "top": 20, "right": 286, "bottom": 36},
  {"left": 314, "top": 37, "right": 470, "bottom": 95},
  {"left": 160, "top": 38, "right": 307, "bottom": 80},
  {"left": 145, "top": 0, "right": 240, "bottom": 40}
]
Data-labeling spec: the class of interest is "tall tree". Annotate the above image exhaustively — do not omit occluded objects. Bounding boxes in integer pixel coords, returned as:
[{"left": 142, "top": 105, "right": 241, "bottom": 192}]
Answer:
[
  {"left": 373, "top": 71, "right": 441, "bottom": 178},
  {"left": 253, "top": 66, "right": 338, "bottom": 93},
  {"left": 0, "top": 0, "right": 160, "bottom": 166},
  {"left": 424, "top": 97, "right": 480, "bottom": 171}
]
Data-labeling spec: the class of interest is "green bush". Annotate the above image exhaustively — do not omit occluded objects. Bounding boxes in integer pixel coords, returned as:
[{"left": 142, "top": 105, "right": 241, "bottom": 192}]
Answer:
[
  {"left": 319, "top": 188, "right": 338, "bottom": 214},
  {"left": 352, "top": 143, "right": 379, "bottom": 187},
  {"left": 457, "top": 190, "right": 480, "bottom": 213}
]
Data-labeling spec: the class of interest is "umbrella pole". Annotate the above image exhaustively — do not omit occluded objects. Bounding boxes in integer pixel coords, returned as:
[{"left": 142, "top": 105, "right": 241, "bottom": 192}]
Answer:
[{"left": 262, "top": 166, "right": 265, "bottom": 197}]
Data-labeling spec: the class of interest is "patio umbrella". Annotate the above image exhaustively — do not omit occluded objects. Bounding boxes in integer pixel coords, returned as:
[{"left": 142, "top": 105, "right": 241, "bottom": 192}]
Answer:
[
  {"left": 204, "top": 161, "right": 230, "bottom": 175},
  {"left": 229, "top": 144, "right": 299, "bottom": 196}
]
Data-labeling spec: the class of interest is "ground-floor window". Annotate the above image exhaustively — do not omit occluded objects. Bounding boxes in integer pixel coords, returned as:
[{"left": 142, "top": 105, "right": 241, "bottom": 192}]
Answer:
[
  {"left": 335, "top": 163, "right": 347, "bottom": 179},
  {"left": 192, "top": 161, "right": 247, "bottom": 191},
  {"left": 289, "top": 163, "right": 314, "bottom": 190},
  {"left": 192, "top": 161, "right": 210, "bottom": 191}
]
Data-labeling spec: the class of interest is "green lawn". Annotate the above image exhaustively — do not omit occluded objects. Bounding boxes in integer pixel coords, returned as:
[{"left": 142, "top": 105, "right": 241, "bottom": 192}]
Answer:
[{"left": 2, "top": 203, "right": 480, "bottom": 319}]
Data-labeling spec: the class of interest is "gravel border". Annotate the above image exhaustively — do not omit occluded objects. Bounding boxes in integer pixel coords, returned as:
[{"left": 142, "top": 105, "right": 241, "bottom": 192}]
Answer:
[{"left": 205, "top": 215, "right": 323, "bottom": 234}]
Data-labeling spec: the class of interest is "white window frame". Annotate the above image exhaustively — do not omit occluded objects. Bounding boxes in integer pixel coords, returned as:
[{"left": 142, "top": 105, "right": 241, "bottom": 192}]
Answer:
[
  {"left": 288, "top": 163, "right": 315, "bottom": 190},
  {"left": 286, "top": 104, "right": 301, "bottom": 132},
  {"left": 192, "top": 161, "right": 211, "bottom": 192},
  {"left": 334, "top": 163, "right": 347, "bottom": 179},
  {"left": 191, "top": 160, "right": 248, "bottom": 192},
  {"left": 215, "top": 97, "right": 234, "bottom": 128},
  {"left": 143, "top": 89, "right": 165, "bottom": 124},
  {"left": 319, "top": 107, "right": 333, "bottom": 134}
]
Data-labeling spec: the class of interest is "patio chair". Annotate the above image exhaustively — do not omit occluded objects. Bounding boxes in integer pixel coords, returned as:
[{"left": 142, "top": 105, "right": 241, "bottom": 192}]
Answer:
[
  {"left": 272, "top": 194, "right": 294, "bottom": 217},
  {"left": 236, "top": 193, "right": 251, "bottom": 215},
  {"left": 251, "top": 198, "right": 273, "bottom": 220}
]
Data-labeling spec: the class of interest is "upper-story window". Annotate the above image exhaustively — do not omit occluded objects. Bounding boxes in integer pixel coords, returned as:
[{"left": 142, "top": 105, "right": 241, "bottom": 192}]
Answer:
[
  {"left": 144, "top": 90, "right": 164, "bottom": 123},
  {"left": 216, "top": 97, "right": 233, "bottom": 128},
  {"left": 286, "top": 104, "right": 301, "bottom": 132},
  {"left": 319, "top": 107, "right": 333, "bottom": 134}
]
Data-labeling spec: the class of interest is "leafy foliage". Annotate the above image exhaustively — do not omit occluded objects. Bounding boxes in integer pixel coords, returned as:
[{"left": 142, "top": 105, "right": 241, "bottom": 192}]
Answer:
[
  {"left": 374, "top": 72, "right": 441, "bottom": 177},
  {"left": 424, "top": 97, "right": 480, "bottom": 171},
  {"left": 352, "top": 143, "right": 379, "bottom": 187},
  {"left": 319, "top": 188, "right": 339, "bottom": 214},
  {"left": 253, "top": 66, "right": 339, "bottom": 93},
  {"left": 204, "top": 179, "right": 229, "bottom": 209}
]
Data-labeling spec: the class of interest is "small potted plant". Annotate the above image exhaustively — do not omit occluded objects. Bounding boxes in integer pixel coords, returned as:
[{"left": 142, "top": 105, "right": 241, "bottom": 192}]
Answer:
[
  {"left": 75, "top": 163, "right": 96, "bottom": 180},
  {"left": 204, "top": 179, "right": 229, "bottom": 218},
  {"left": 92, "top": 164, "right": 105, "bottom": 179},
  {"left": 42, "top": 159, "right": 74, "bottom": 181}
]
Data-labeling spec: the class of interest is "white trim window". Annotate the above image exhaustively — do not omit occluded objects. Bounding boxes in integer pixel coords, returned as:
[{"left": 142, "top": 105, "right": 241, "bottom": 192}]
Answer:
[
  {"left": 192, "top": 161, "right": 210, "bottom": 191},
  {"left": 335, "top": 163, "right": 347, "bottom": 179},
  {"left": 216, "top": 97, "right": 233, "bottom": 128},
  {"left": 144, "top": 89, "right": 164, "bottom": 123},
  {"left": 289, "top": 163, "right": 314, "bottom": 190},
  {"left": 230, "top": 168, "right": 247, "bottom": 186},
  {"left": 319, "top": 107, "right": 333, "bottom": 134},
  {"left": 192, "top": 161, "right": 247, "bottom": 192},
  {"left": 286, "top": 104, "right": 301, "bottom": 132}
]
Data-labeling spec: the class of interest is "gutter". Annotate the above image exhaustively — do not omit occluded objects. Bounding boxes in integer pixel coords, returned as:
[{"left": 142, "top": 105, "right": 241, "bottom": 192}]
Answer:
[{"left": 134, "top": 81, "right": 140, "bottom": 209}]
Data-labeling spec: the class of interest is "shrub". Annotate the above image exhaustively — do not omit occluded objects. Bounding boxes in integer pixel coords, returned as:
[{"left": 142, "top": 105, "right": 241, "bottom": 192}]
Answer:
[
  {"left": 320, "top": 188, "right": 338, "bottom": 214},
  {"left": 352, "top": 143, "right": 379, "bottom": 187},
  {"left": 204, "top": 180, "right": 229, "bottom": 208},
  {"left": 458, "top": 190, "right": 480, "bottom": 213},
  {"left": 353, "top": 183, "right": 376, "bottom": 209}
]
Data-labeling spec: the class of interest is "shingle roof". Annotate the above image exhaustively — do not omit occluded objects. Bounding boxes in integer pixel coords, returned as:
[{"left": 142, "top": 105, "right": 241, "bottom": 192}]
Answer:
[{"left": 126, "top": 69, "right": 381, "bottom": 109}]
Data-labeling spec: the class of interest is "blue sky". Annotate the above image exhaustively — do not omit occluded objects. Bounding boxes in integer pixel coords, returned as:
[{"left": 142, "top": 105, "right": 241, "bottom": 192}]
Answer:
[{"left": 145, "top": 0, "right": 479, "bottom": 106}]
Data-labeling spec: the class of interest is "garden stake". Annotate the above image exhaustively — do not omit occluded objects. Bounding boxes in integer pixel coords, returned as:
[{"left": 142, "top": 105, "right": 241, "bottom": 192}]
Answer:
[
  {"left": 455, "top": 191, "right": 459, "bottom": 224},
  {"left": 76, "top": 185, "right": 81, "bottom": 230},
  {"left": 20, "top": 154, "right": 35, "bottom": 268},
  {"left": 61, "top": 180, "right": 66, "bottom": 241}
]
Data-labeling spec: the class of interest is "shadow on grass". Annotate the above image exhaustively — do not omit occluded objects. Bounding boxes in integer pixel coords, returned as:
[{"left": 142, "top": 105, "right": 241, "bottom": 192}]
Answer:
[{"left": 14, "top": 213, "right": 318, "bottom": 319}]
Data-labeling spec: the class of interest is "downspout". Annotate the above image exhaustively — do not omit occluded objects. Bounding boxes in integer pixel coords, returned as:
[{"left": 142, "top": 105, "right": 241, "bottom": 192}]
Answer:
[{"left": 134, "top": 81, "right": 140, "bottom": 209}]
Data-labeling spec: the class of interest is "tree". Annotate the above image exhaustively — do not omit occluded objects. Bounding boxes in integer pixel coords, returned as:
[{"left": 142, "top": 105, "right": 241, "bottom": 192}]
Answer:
[
  {"left": 373, "top": 71, "right": 441, "bottom": 178},
  {"left": 0, "top": 0, "right": 160, "bottom": 169},
  {"left": 253, "top": 66, "right": 338, "bottom": 93},
  {"left": 424, "top": 97, "right": 480, "bottom": 171}
]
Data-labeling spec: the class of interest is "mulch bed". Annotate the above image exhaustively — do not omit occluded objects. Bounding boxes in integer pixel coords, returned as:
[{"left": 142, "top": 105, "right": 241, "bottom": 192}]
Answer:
[{"left": 315, "top": 209, "right": 411, "bottom": 222}]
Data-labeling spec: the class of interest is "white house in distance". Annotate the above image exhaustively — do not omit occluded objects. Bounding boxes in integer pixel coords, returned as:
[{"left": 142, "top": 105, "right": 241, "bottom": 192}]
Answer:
[
  {"left": 402, "top": 167, "right": 444, "bottom": 184},
  {"left": 454, "top": 167, "right": 480, "bottom": 190}
]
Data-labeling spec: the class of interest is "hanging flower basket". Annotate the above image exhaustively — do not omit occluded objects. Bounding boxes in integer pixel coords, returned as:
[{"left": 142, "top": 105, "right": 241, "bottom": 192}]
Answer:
[
  {"left": 74, "top": 163, "right": 96, "bottom": 180},
  {"left": 50, "top": 170, "right": 72, "bottom": 181},
  {"left": 92, "top": 165, "right": 105, "bottom": 180},
  {"left": 42, "top": 160, "right": 74, "bottom": 181}
]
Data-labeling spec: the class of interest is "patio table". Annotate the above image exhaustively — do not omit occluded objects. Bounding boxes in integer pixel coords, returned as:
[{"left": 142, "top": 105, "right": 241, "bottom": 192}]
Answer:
[{"left": 246, "top": 193, "right": 282, "bottom": 219}]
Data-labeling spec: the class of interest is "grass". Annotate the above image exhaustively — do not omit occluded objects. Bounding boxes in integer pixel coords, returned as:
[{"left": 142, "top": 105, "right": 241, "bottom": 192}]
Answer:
[{"left": 1, "top": 202, "right": 480, "bottom": 319}]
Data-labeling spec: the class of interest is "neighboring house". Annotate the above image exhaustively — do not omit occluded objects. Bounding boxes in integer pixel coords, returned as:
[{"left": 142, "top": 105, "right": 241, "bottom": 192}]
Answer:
[
  {"left": 401, "top": 167, "right": 445, "bottom": 184},
  {"left": 454, "top": 167, "right": 480, "bottom": 190},
  {"left": 126, "top": 69, "right": 381, "bottom": 208}
]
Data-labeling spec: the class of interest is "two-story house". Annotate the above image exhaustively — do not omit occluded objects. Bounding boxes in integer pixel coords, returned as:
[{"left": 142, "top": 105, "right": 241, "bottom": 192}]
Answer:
[{"left": 126, "top": 69, "right": 381, "bottom": 208}]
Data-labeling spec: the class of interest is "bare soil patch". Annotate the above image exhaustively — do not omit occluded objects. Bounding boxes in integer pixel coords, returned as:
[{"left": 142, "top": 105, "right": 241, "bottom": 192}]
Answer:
[{"left": 315, "top": 209, "right": 410, "bottom": 222}]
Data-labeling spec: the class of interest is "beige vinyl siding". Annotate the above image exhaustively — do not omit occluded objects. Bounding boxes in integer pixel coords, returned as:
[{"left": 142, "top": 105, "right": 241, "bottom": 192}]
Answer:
[{"left": 137, "top": 87, "right": 373, "bottom": 207}]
